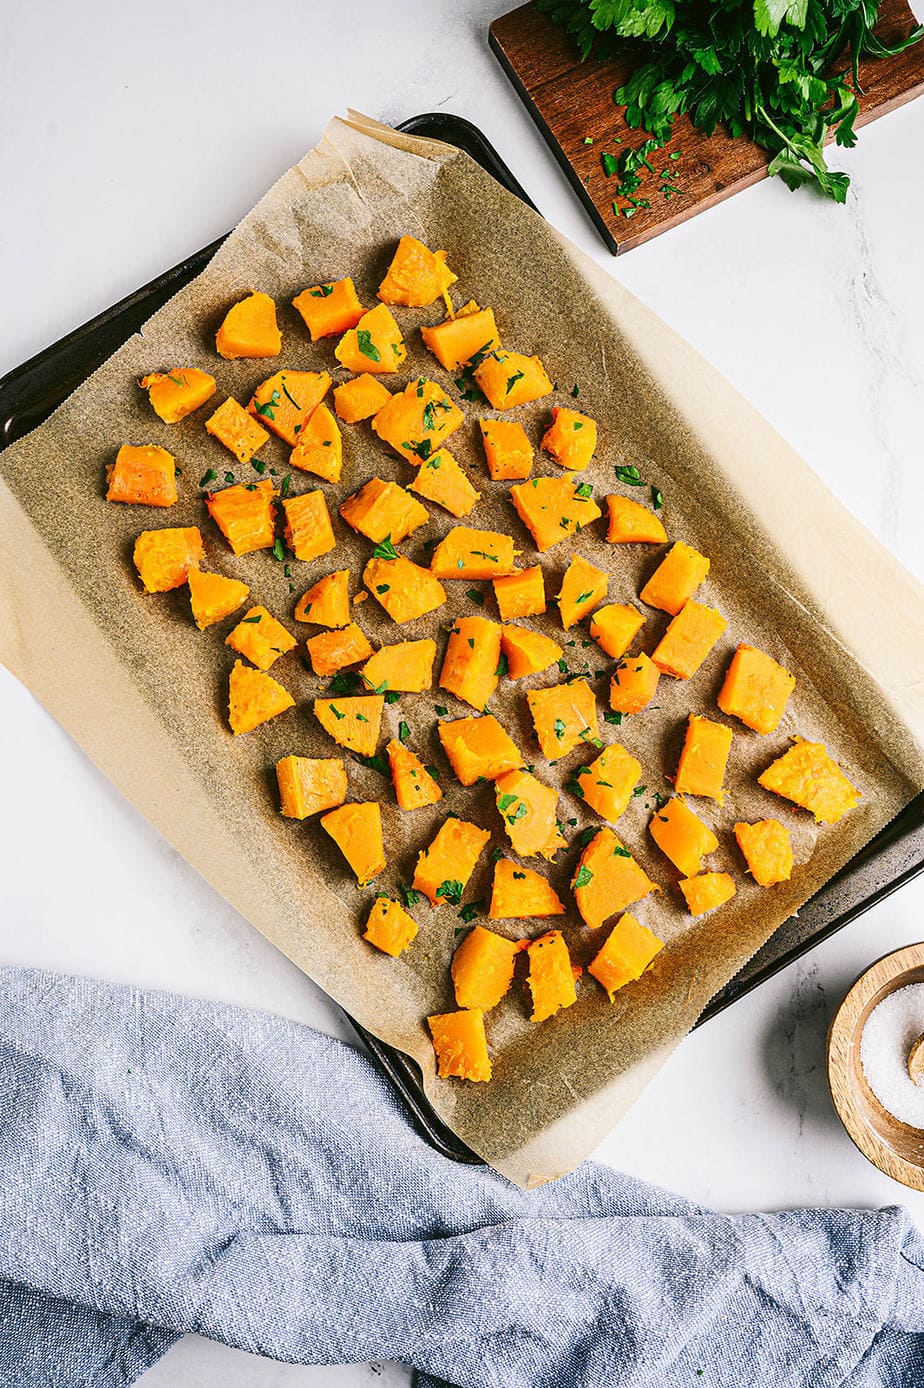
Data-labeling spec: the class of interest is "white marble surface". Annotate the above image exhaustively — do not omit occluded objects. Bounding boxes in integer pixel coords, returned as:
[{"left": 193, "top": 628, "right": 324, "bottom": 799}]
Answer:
[{"left": 2, "top": 3, "right": 923, "bottom": 1384}]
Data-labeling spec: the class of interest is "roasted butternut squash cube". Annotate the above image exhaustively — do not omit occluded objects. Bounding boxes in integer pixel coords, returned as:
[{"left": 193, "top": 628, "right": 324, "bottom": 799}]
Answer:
[
  {"left": 652, "top": 600, "right": 728, "bottom": 680},
  {"left": 363, "top": 555, "right": 446, "bottom": 623},
  {"left": 293, "top": 277, "right": 364, "bottom": 341},
  {"left": 372, "top": 377, "right": 464, "bottom": 460},
  {"left": 133, "top": 527, "right": 203, "bottom": 592},
  {"left": 493, "top": 567, "right": 545, "bottom": 621},
  {"left": 430, "top": 527, "right": 517, "bottom": 580},
  {"left": 226, "top": 606, "right": 297, "bottom": 671},
  {"left": 139, "top": 367, "right": 216, "bottom": 424},
  {"left": 451, "top": 925, "right": 520, "bottom": 1011},
  {"left": 360, "top": 639, "right": 436, "bottom": 694},
  {"left": 427, "top": 1008, "right": 491, "bottom": 1082},
  {"left": 489, "top": 860, "right": 564, "bottom": 918},
  {"left": 386, "top": 739, "right": 443, "bottom": 811},
  {"left": 247, "top": 371, "right": 331, "bottom": 447},
  {"left": 510, "top": 477, "right": 602, "bottom": 552},
  {"left": 610, "top": 653, "right": 660, "bottom": 715},
  {"left": 718, "top": 643, "right": 796, "bottom": 735},
  {"left": 377, "top": 235, "right": 457, "bottom": 307},
  {"left": 649, "top": 796, "right": 718, "bottom": 877},
  {"left": 313, "top": 696, "right": 384, "bottom": 757},
  {"left": 289, "top": 403, "right": 343, "bottom": 482},
  {"left": 205, "top": 397, "right": 269, "bottom": 465},
  {"left": 679, "top": 871, "right": 736, "bottom": 916},
  {"left": 572, "top": 828, "right": 658, "bottom": 928},
  {"left": 590, "top": 604, "right": 645, "bottom": 660},
  {"left": 527, "top": 679, "right": 599, "bottom": 760},
  {"left": 276, "top": 756, "right": 347, "bottom": 819},
  {"left": 479, "top": 418, "right": 533, "bottom": 481},
  {"left": 334, "top": 303, "right": 406, "bottom": 375},
  {"left": 542, "top": 406, "right": 597, "bottom": 471},
  {"left": 640, "top": 541, "right": 710, "bottom": 615},
  {"left": 187, "top": 568, "right": 250, "bottom": 630},
  {"left": 606, "top": 494, "right": 667, "bottom": 545},
  {"left": 294, "top": 569, "right": 350, "bottom": 628},
  {"left": 207, "top": 480, "right": 276, "bottom": 556},
  {"left": 228, "top": 660, "right": 294, "bottom": 734},
  {"left": 757, "top": 739, "right": 860, "bottom": 824},
  {"left": 422, "top": 305, "right": 501, "bottom": 371},
  {"left": 526, "top": 931, "right": 578, "bottom": 1023},
  {"left": 321, "top": 802, "right": 386, "bottom": 887},
  {"left": 340, "top": 478, "right": 429, "bottom": 546},
  {"left": 500, "top": 626, "right": 563, "bottom": 680},
  {"left": 364, "top": 896, "right": 418, "bottom": 957},
  {"left": 216, "top": 291, "right": 281, "bottom": 359},
  {"left": 572, "top": 743, "right": 642, "bottom": 822},
  {"left": 495, "top": 769, "right": 564, "bottom": 860},
  {"left": 474, "top": 350, "right": 553, "bottom": 411},
  {"left": 675, "top": 714, "right": 733, "bottom": 802},
  {"left": 439, "top": 616, "right": 503, "bottom": 710},
  {"left": 107, "top": 445, "right": 177, "bottom": 507},
  {"left": 557, "top": 554, "right": 608, "bottom": 629},
  {"left": 333, "top": 373, "right": 393, "bottom": 424},
  {"left": 413, "top": 817, "right": 491, "bottom": 906},
  {"left": 408, "top": 448, "right": 480, "bottom": 519},
  {"left": 734, "top": 818, "right": 794, "bottom": 887},
  {"left": 438, "top": 714, "right": 523, "bottom": 785},
  {"left": 282, "top": 490, "right": 336, "bottom": 563},
  {"left": 305, "top": 622, "right": 375, "bottom": 677},
  {"left": 589, "top": 913, "right": 664, "bottom": 1001}
]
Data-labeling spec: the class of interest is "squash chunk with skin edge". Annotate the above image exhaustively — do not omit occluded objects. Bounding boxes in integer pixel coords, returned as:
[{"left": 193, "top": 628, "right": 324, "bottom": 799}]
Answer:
[
  {"left": 205, "top": 397, "right": 269, "bottom": 465},
  {"left": 427, "top": 1009, "right": 492, "bottom": 1082},
  {"left": 610, "top": 652, "right": 660, "bottom": 715},
  {"left": 321, "top": 803, "right": 385, "bottom": 888},
  {"left": 526, "top": 931, "right": 578, "bottom": 1024},
  {"left": 558, "top": 554, "right": 608, "bottom": 629},
  {"left": 489, "top": 860, "right": 565, "bottom": 918},
  {"left": 527, "top": 679, "right": 599, "bottom": 760},
  {"left": 187, "top": 568, "right": 250, "bottom": 630},
  {"left": 207, "top": 480, "right": 276, "bottom": 557},
  {"left": 501, "top": 626, "right": 563, "bottom": 680},
  {"left": 289, "top": 404, "right": 342, "bottom": 484},
  {"left": 247, "top": 371, "right": 331, "bottom": 447},
  {"left": 572, "top": 828, "right": 658, "bottom": 929},
  {"left": 641, "top": 541, "right": 710, "bottom": 615},
  {"left": 305, "top": 622, "right": 375, "bottom": 678},
  {"left": 340, "top": 479, "right": 429, "bottom": 546},
  {"left": 452, "top": 925, "right": 520, "bottom": 1011},
  {"left": 292, "top": 278, "right": 364, "bottom": 341},
  {"left": 652, "top": 600, "right": 728, "bottom": 680},
  {"left": 313, "top": 696, "right": 384, "bottom": 758},
  {"left": 377, "top": 235, "right": 457, "bottom": 307},
  {"left": 363, "top": 556, "right": 446, "bottom": 624},
  {"left": 438, "top": 715, "right": 523, "bottom": 786},
  {"left": 675, "top": 714, "right": 733, "bottom": 802},
  {"left": 364, "top": 896, "right": 418, "bottom": 957},
  {"left": 439, "top": 616, "right": 503, "bottom": 711},
  {"left": 590, "top": 604, "right": 646, "bottom": 660},
  {"left": 413, "top": 817, "right": 491, "bottom": 906},
  {"left": 474, "top": 350, "right": 553, "bottom": 411},
  {"left": 133, "top": 527, "right": 203, "bottom": 593},
  {"left": 510, "top": 477, "right": 602, "bottom": 552},
  {"left": 495, "top": 769, "right": 565, "bottom": 860},
  {"left": 422, "top": 305, "right": 501, "bottom": 372},
  {"left": 294, "top": 570, "right": 350, "bottom": 628},
  {"left": 228, "top": 661, "right": 294, "bottom": 735},
  {"left": 409, "top": 449, "right": 481, "bottom": 519},
  {"left": 574, "top": 743, "right": 642, "bottom": 823},
  {"left": 542, "top": 407, "right": 597, "bottom": 472},
  {"left": 334, "top": 303, "right": 406, "bottom": 375},
  {"left": 606, "top": 494, "right": 668, "bottom": 544},
  {"left": 387, "top": 740, "right": 443, "bottom": 811},
  {"left": 106, "top": 445, "right": 177, "bottom": 507},
  {"left": 139, "top": 368, "right": 216, "bottom": 424},
  {"left": 333, "top": 373, "right": 392, "bottom": 424},
  {"left": 679, "top": 872, "right": 737, "bottom": 916},
  {"left": 282, "top": 491, "right": 336, "bottom": 564},
  {"left": 589, "top": 913, "right": 664, "bottom": 1001},
  {"left": 479, "top": 418, "right": 533, "bottom": 481},
  {"left": 493, "top": 567, "right": 545, "bottom": 621},
  {"left": 758, "top": 739, "right": 860, "bottom": 824},
  {"left": 216, "top": 291, "right": 281, "bottom": 360},
  {"left": 735, "top": 818, "right": 794, "bottom": 887},
  {"left": 276, "top": 757, "right": 347, "bottom": 820},
  {"left": 226, "top": 606, "right": 297, "bottom": 672},
  {"left": 430, "top": 526, "right": 516, "bottom": 580},
  {"left": 650, "top": 797, "right": 718, "bottom": 877},
  {"left": 372, "top": 378, "right": 464, "bottom": 460},
  {"left": 718, "top": 643, "right": 796, "bottom": 735},
  {"left": 361, "top": 639, "right": 436, "bottom": 694}
]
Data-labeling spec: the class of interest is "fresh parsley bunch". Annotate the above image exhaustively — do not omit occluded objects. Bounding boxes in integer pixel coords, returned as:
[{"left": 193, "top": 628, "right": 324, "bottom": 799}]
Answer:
[{"left": 539, "top": 0, "right": 923, "bottom": 200}]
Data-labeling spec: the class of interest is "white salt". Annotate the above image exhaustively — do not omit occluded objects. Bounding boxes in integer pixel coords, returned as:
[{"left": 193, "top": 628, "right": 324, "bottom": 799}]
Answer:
[{"left": 859, "top": 982, "right": 924, "bottom": 1128}]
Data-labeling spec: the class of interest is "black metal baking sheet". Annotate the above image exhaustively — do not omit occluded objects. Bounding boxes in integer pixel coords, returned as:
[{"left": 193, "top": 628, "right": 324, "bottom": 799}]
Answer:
[{"left": 2, "top": 112, "right": 921, "bottom": 1167}]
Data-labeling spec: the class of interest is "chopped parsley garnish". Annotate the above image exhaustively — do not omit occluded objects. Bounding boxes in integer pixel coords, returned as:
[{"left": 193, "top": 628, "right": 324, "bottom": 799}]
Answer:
[
  {"left": 615, "top": 464, "right": 644, "bottom": 486},
  {"left": 272, "top": 538, "right": 285, "bottom": 562},
  {"left": 310, "top": 284, "right": 334, "bottom": 297},
  {"left": 505, "top": 370, "right": 525, "bottom": 395},
  {"left": 254, "top": 390, "right": 281, "bottom": 420},
  {"left": 436, "top": 879, "right": 464, "bottom": 905},
  {"left": 651, "top": 486, "right": 664, "bottom": 510},
  {"left": 398, "top": 720, "right": 411, "bottom": 744},
  {"left": 574, "top": 865, "right": 594, "bottom": 889},
  {"left": 199, "top": 468, "right": 216, "bottom": 487},
  {"left": 575, "top": 482, "right": 594, "bottom": 499},
  {"left": 356, "top": 330, "right": 380, "bottom": 362},
  {"left": 466, "top": 588, "right": 484, "bottom": 606},
  {"left": 372, "top": 536, "right": 399, "bottom": 560},
  {"left": 399, "top": 882, "right": 420, "bottom": 908}
]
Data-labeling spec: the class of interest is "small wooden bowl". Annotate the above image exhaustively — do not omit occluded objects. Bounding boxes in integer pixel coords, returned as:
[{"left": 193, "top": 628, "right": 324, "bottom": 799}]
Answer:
[{"left": 828, "top": 943, "right": 924, "bottom": 1190}]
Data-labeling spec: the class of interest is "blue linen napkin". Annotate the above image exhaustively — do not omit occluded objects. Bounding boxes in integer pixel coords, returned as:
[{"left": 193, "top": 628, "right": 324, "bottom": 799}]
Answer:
[{"left": 1, "top": 966, "right": 923, "bottom": 1388}]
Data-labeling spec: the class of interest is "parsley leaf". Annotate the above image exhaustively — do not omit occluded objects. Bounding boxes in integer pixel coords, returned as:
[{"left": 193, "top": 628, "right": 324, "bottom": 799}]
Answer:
[
  {"left": 356, "top": 330, "right": 380, "bottom": 362},
  {"left": 372, "top": 536, "right": 399, "bottom": 560},
  {"left": 436, "top": 879, "right": 464, "bottom": 905}
]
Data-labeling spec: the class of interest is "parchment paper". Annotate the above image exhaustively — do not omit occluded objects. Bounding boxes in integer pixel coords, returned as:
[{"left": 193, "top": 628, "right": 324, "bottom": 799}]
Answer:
[{"left": 1, "top": 113, "right": 922, "bottom": 1188}]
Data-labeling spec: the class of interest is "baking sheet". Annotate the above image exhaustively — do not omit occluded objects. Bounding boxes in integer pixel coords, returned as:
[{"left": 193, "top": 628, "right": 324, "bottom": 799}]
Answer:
[{"left": 1, "top": 112, "right": 922, "bottom": 1187}]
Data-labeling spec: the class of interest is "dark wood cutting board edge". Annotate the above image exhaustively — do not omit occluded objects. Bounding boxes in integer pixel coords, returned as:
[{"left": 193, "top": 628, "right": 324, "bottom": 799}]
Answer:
[{"left": 489, "top": 0, "right": 924, "bottom": 253}]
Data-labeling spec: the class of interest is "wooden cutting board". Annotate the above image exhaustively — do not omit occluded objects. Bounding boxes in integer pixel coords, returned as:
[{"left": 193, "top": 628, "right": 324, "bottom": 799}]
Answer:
[{"left": 489, "top": 0, "right": 924, "bottom": 253}]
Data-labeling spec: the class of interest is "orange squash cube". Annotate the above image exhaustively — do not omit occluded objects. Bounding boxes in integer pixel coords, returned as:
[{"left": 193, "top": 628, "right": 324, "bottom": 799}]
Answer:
[
  {"left": 247, "top": 371, "right": 331, "bottom": 447},
  {"left": 510, "top": 476, "right": 602, "bottom": 552},
  {"left": 340, "top": 478, "right": 429, "bottom": 546},
  {"left": 139, "top": 367, "right": 216, "bottom": 424},
  {"left": 527, "top": 678, "right": 600, "bottom": 760},
  {"left": 413, "top": 817, "right": 491, "bottom": 906},
  {"left": 757, "top": 739, "right": 860, "bottom": 824},
  {"left": 675, "top": 714, "right": 733, "bottom": 802},
  {"left": 294, "top": 570, "right": 350, "bottom": 628},
  {"left": 541, "top": 406, "right": 597, "bottom": 471},
  {"left": 360, "top": 639, "right": 436, "bottom": 694},
  {"left": 652, "top": 600, "right": 728, "bottom": 680},
  {"left": 590, "top": 604, "right": 645, "bottom": 660},
  {"left": 439, "top": 616, "right": 503, "bottom": 711},
  {"left": 610, "top": 653, "right": 660, "bottom": 715},
  {"left": 474, "top": 350, "right": 553, "bottom": 410},
  {"left": 589, "top": 913, "right": 664, "bottom": 1001},
  {"left": 333, "top": 373, "right": 393, "bottom": 424},
  {"left": 479, "top": 418, "right": 533, "bottom": 481},
  {"left": 215, "top": 291, "right": 281, "bottom": 359},
  {"left": 372, "top": 377, "right": 464, "bottom": 460},
  {"left": 228, "top": 660, "right": 294, "bottom": 734},
  {"left": 438, "top": 714, "right": 523, "bottom": 786},
  {"left": 292, "top": 277, "right": 364, "bottom": 341},
  {"left": 422, "top": 305, "right": 501, "bottom": 371},
  {"left": 207, "top": 480, "right": 276, "bottom": 556},
  {"left": 427, "top": 1009, "right": 492, "bottom": 1082},
  {"left": 363, "top": 556, "right": 446, "bottom": 624},
  {"left": 493, "top": 567, "right": 546, "bottom": 621},
  {"left": 572, "top": 828, "right": 658, "bottom": 928},
  {"left": 408, "top": 448, "right": 481, "bottom": 518},
  {"left": 526, "top": 931, "right": 578, "bottom": 1023},
  {"left": 649, "top": 797, "right": 718, "bottom": 877},
  {"left": 313, "top": 696, "right": 384, "bottom": 757},
  {"left": 276, "top": 756, "right": 347, "bottom": 819},
  {"left": 289, "top": 403, "right": 343, "bottom": 483},
  {"left": 133, "top": 527, "right": 203, "bottom": 593},
  {"left": 489, "top": 860, "right": 564, "bottom": 918},
  {"left": 377, "top": 234, "right": 457, "bottom": 307},
  {"left": 718, "top": 643, "right": 796, "bottom": 735},
  {"left": 572, "top": 743, "right": 642, "bottom": 822},
  {"left": 334, "top": 303, "right": 406, "bottom": 375},
  {"left": 640, "top": 541, "right": 710, "bottom": 615},
  {"left": 305, "top": 622, "right": 375, "bottom": 677},
  {"left": 106, "top": 445, "right": 177, "bottom": 507},
  {"left": 187, "top": 568, "right": 250, "bottom": 630},
  {"left": 557, "top": 554, "right": 608, "bottom": 629},
  {"left": 494, "top": 769, "right": 564, "bottom": 860},
  {"left": 364, "top": 896, "right": 418, "bottom": 957},
  {"left": 451, "top": 925, "right": 520, "bottom": 1011},
  {"left": 606, "top": 494, "right": 667, "bottom": 544},
  {"left": 282, "top": 490, "right": 336, "bottom": 563},
  {"left": 500, "top": 626, "right": 563, "bottom": 680},
  {"left": 734, "top": 818, "right": 794, "bottom": 887},
  {"left": 386, "top": 739, "right": 443, "bottom": 811},
  {"left": 430, "top": 526, "right": 517, "bottom": 580},
  {"left": 321, "top": 802, "right": 386, "bottom": 887},
  {"left": 205, "top": 397, "right": 269, "bottom": 465},
  {"left": 226, "top": 606, "right": 297, "bottom": 671},
  {"left": 679, "top": 871, "right": 736, "bottom": 916}
]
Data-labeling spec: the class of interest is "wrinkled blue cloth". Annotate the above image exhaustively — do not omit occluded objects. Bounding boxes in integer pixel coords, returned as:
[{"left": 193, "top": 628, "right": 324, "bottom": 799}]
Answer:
[{"left": 1, "top": 968, "right": 923, "bottom": 1388}]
